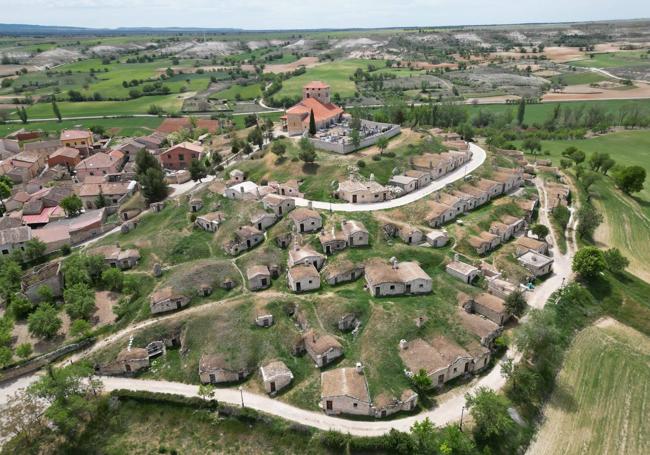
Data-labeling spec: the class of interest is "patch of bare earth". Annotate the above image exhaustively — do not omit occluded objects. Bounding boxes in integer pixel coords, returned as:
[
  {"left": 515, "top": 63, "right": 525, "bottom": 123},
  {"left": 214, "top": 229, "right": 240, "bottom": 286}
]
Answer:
[
  {"left": 543, "top": 82, "right": 650, "bottom": 101},
  {"left": 11, "top": 312, "right": 72, "bottom": 355},
  {"left": 263, "top": 57, "right": 322, "bottom": 74},
  {"left": 93, "top": 291, "right": 119, "bottom": 327}
]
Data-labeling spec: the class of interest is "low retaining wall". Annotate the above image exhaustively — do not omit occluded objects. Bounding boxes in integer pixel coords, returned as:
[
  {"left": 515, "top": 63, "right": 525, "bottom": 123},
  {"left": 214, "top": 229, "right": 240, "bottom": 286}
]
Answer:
[
  {"left": 0, "top": 338, "right": 95, "bottom": 383},
  {"left": 310, "top": 122, "right": 401, "bottom": 155}
]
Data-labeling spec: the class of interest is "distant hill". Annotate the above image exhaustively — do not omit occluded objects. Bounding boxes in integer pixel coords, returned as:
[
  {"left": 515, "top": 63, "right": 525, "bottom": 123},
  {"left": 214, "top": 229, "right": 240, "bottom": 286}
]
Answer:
[{"left": 0, "top": 23, "right": 243, "bottom": 36}]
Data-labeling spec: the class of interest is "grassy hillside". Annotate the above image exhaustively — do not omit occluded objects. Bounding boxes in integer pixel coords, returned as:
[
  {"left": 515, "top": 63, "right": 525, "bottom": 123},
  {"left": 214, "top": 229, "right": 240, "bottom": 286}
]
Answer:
[{"left": 528, "top": 319, "right": 650, "bottom": 455}]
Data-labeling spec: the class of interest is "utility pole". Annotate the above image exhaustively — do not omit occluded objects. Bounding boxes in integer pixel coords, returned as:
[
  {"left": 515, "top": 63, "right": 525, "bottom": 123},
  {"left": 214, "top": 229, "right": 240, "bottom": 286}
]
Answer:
[
  {"left": 459, "top": 406, "right": 465, "bottom": 431},
  {"left": 239, "top": 386, "right": 245, "bottom": 408}
]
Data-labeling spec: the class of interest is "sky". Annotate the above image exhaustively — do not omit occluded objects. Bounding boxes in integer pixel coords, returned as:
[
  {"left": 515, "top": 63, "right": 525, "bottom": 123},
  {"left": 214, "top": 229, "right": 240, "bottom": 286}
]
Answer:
[{"left": 0, "top": 0, "right": 648, "bottom": 30}]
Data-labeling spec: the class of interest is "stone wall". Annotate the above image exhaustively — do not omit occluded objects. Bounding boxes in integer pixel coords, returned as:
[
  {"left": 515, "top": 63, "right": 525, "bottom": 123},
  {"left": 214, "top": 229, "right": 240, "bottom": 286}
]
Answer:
[{"left": 310, "top": 121, "right": 401, "bottom": 155}]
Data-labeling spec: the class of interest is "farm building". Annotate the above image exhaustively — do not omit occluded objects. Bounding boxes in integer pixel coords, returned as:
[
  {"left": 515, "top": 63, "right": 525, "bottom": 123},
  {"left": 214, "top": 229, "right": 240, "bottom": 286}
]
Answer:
[
  {"left": 198, "top": 353, "right": 251, "bottom": 384},
  {"left": 262, "top": 194, "right": 295, "bottom": 217},
  {"left": 487, "top": 278, "right": 518, "bottom": 300},
  {"left": 398, "top": 224, "right": 423, "bottom": 245},
  {"left": 336, "top": 179, "right": 390, "bottom": 204},
  {"left": 287, "top": 264, "right": 321, "bottom": 293},
  {"left": 195, "top": 212, "right": 225, "bottom": 232},
  {"left": 518, "top": 251, "right": 554, "bottom": 277},
  {"left": 515, "top": 236, "right": 548, "bottom": 256},
  {"left": 446, "top": 260, "right": 480, "bottom": 284},
  {"left": 364, "top": 259, "right": 432, "bottom": 297},
  {"left": 475, "top": 178, "right": 504, "bottom": 199},
  {"left": 459, "top": 184, "right": 489, "bottom": 206},
  {"left": 89, "top": 244, "right": 140, "bottom": 270},
  {"left": 341, "top": 220, "right": 369, "bottom": 247},
  {"left": 456, "top": 304, "right": 502, "bottom": 347},
  {"left": 289, "top": 207, "right": 322, "bottom": 233},
  {"left": 97, "top": 347, "right": 150, "bottom": 375},
  {"left": 388, "top": 175, "right": 418, "bottom": 194},
  {"left": 460, "top": 292, "right": 511, "bottom": 325},
  {"left": 320, "top": 367, "right": 371, "bottom": 416},
  {"left": 468, "top": 231, "right": 501, "bottom": 255},
  {"left": 323, "top": 260, "right": 364, "bottom": 286},
  {"left": 247, "top": 265, "right": 271, "bottom": 291},
  {"left": 302, "top": 329, "right": 343, "bottom": 367},
  {"left": 149, "top": 287, "right": 190, "bottom": 314},
  {"left": 425, "top": 201, "right": 456, "bottom": 228},
  {"left": 319, "top": 228, "right": 347, "bottom": 255},
  {"left": 373, "top": 389, "right": 419, "bottom": 418},
  {"left": 426, "top": 230, "right": 449, "bottom": 247},
  {"left": 260, "top": 361, "right": 293, "bottom": 395},
  {"left": 250, "top": 211, "right": 278, "bottom": 231},
  {"left": 404, "top": 169, "right": 432, "bottom": 188},
  {"left": 289, "top": 244, "right": 326, "bottom": 269}
]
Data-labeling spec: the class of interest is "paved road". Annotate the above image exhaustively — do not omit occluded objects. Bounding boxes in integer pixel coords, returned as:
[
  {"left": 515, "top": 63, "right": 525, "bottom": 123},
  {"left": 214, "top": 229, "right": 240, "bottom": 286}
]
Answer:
[{"left": 293, "top": 142, "right": 486, "bottom": 212}]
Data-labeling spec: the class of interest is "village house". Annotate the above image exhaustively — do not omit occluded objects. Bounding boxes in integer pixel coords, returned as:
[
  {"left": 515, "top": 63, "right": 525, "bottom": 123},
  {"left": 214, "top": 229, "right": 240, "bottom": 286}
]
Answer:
[
  {"left": 21, "top": 261, "right": 64, "bottom": 302},
  {"left": 195, "top": 211, "right": 225, "bottom": 232},
  {"left": 373, "top": 389, "right": 419, "bottom": 418},
  {"left": 269, "top": 179, "right": 303, "bottom": 197},
  {"left": 289, "top": 207, "right": 322, "bottom": 233},
  {"left": 48, "top": 146, "right": 81, "bottom": 168},
  {"left": 450, "top": 190, "right": 477, "bottom": 212},
  {"left": 30, "top": 224, "right": 71, "bottom": 255},
  {"left": 262, "top": 194, "right": 295, "bottom": 217},
  {"left": 0, "top": 225, "right": 32, "bottom": 255},
  {"left": 60, "top": 129, "right": 94, "bottom": 154},
  {"left": 364, "top": 259, "right": 432, "bottom": 297},
  {"left": 0, "top": 138, "right": 19, "bottom": 159},
  {"left": 223, "top": 226, "right": 264, "bottom": 255},
  {"left": 149, "top": 287, "right": 190, "bottom": 314},
  {"left": 23, "top": 139, "right": 60, "bottom": 159},
  {"left": 283, "top": 81, "right": 344, "bottom": 136},
  {"left": 475, "top": 178, "right": 503, "bottom": 199},
  {"left": 319, "top": 228, "right": 347, "bottom": 255},
  {"left": 336, "top": 179, "right": 390, "bottom": 204},
  {"left": 97, "top": 347, "right": 150, "bottom": 375},
  {"left": 426, "top": 229, "right": 449, "bottom": 247},
  {"left": 388, "top": 175, "right": 418, "bottom": 194},
  {"left": 229, "top": 169, "right": 245, "bottom": 183},
  {"left": 404, "top": 169, "right": 432, "bottom": 188},
  {"left": 425, "top": 200, "right": 456, "bottom": 228},
  {"left": 489, "top": 221, "right": 512, "bottom": 242},
  {"left": 456, "top": 304, "right": 502, "bottom": 347},
  {"left": 446, "top": 260, "right": 481, "bottom": 284},
  {"left": 515, "top": 236, "right": 548, "bottom": 256},
  {"left": 320, "top": 366, "right": 371, "bottom": 416},
  {"left": 159, "top": 142, "right": 205, "bottom": 170},
  {"left": 287, "top": 263, "right": 321, "bottom": 293},
  {"left": 515, "top": 198, "right": 538, "bottom": 221},
  {"left": 411, "top": 153, "right": 451, "bottom": 178},
  {"left": 250, "top": 211, "right": 278, "bottom": 231},
  {"left": 491, "top": 169, "right": 523, "bottom": 193},
  {"left": 341, "top": 219, "right": 369, "bottom": 247},
  {"left": 302, "top": 329, "right": 343, "bottom": 367},
  {"left": 437, "top": 192, "right": 466, "bottom": 215},
  {"left": 75, "top": 152, "right": 122, "bottom": 180},
  {"left": 224, "top": 181, "right": 262, "bottom": 200},
  {"left": 254, "top": 307, "right": 274, "bottom": 327},
  {"left": 487, "top": 277, "right": 518, "bottom": 300},
  {"left": 399, "top": 336, "right": 490, "bottom": 387},
  {"left": 289, "top": 244, "right": 326, "bottom": 269},
  {"left": 113, "top": 139, "right": 146, "bottom": 162},
  {"left": 247, "top": 265, "right": 271, "bottom": 291},
  {"left": 468, "top": 231, "right": 501, "bottom": 255},
  {"left": 78, "top": 181, "right": 135, "bottom": 210},
  {"left": 90, "top": 244, "right": 140, "bottom": 270},
  {"left": 199, "top": 353, "right": 251, "bottom": 384},
  {"left": 260, "top": 360, "right": 293, "bottom": 395},
  {"left": 189, "top": 197, "right": 203, "bottom": 212},
  {"left": 398, "top": 224, "right": 424, "bottom": 245},
  {"left": 459, "top": 184, "right": 489, "bottom": 207},
  {"left": 461, "top": 293, "right": 511, "bottom": 325},
  {"left": 323, "top": 260, "right": 364, "bottom": 286},
  {"left": 134, "top": 132, "right": 165, "bottom": 151},
  {"left": 518, "top": 251, "right": 554, "bottom": 277}
]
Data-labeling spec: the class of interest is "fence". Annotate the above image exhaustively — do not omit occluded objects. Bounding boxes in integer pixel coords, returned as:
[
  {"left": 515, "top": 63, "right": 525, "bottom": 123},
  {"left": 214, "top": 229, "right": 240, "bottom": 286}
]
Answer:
[{"left": 310, "top": 122, "right": 401, "bottom": 155}]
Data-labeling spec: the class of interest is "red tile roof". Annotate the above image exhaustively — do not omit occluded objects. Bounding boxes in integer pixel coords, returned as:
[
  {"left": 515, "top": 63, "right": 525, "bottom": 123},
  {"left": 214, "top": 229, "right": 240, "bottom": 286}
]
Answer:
[
  {"left": 286, "top": 97, "right": 343, "bottom": 124},
  {"left": 60, "top": 129, "right": 92, "bottom": 141}
]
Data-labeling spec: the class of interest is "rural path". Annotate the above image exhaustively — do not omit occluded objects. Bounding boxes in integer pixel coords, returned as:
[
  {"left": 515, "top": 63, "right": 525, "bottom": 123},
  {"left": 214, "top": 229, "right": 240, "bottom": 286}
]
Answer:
[{"left": 292, "top": 142, "right": 486, "bottom": 212}]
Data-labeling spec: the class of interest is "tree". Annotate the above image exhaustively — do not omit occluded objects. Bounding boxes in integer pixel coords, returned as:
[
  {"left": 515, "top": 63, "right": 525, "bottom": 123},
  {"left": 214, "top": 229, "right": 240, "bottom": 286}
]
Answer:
[
  {"left": 308, "top": 109, "right": 317, "bottom": 136},
  {"left": 613, "top": 165, "right": 646, "bottom": 194},
  {"left": 28, "top": 303, "right": 62, "bottom": 339},
  {"left": 505, "top": 291, "right": 527, "bottom": 317},
  {"left": 10, "top": 293, "right": 34, "bottom": 319},
  {"left": 37, "top": 285, "right": 55, "bottom": 304},
  {"left": 189, "top": 158, "right": 207, "bottom": 182},
  {"left": 0, "top": 258, "right": 22, "bottom": 303},
  {"left": 465, "top": 387, "right": 519, "bottom": 452},
  {"left": 17, "top": 106, "right": 28, "bottom": 124},
  {"left": 410, "top": 368, "right": 433, "bottom": 392},
  {"left": 409, "top": 418, "right": 438, "bottom": 454},
  {"left": 51, "top": 98, "right": 62, "bottom": 122},
  {"left": 102, "top": 267, "right": 124, "bottom": 292},
  {"left": 0, "top": 346, "right": 12, "bottom": 367},
  {"left": 0, "top": 178, "right": 12, "bottom": 214},
  {"left": 64, "top": 283, "right": 96, "bottom": 320},
  {"left": 60, "top": 194, "right": 83, "bottom": 217},
  {"left": 70, "top": 319, "right": 92, "bottom": 338},
  {"left": 376, "top": 136, "right": 389, "bottom": 155},
  {"left": 603, "top": 248, "right": 629, "bottom": 273},
  {"left": 601, "top": 157, "right": 616, "bottom": 175},
  {"left": 95, "top": 189, "right": 107, "bottom": 209},
  {"left": 247, "top": 126, "right": 264, "bottom": 149},
  {"left": 572, "top": 246, "right": 606, "bottom": 280},
  {"left": 531, "top": 223, "right": 549, "bottom": 239},
  {"left": 271, "top": 141, "right": 286, "bottom": 160},
  {"left": 516, "top": 98, "right": 526, "bottom": 125},
  {"left": 522, "top": 137, "right": 541, "bottom": 154},
  {"left": 576, "top": 205, "right": 603, "bottom": 239},
  {"left": 580, "top": 172, "right": 599, "bottom": 192},
  {"left": 350, "top": 127, "right": 361, "bottom": 149},
  {"left": 24, "top": 238, "right": 46, "bottom": 263},
  {"left": 135, "top": 149, "right": 168, "bottom": 203},
  {"left": 298, "top": 137, "right": 317, "bottom": 163},
  {"left": 16, "top": 343, "right": 32, "bottom": 359},
  {"left": 459, "top": 123, "right": 474, "bottom": 141},
  {"left": 0, "top": 390, "right": 47, "bottom": 446}
]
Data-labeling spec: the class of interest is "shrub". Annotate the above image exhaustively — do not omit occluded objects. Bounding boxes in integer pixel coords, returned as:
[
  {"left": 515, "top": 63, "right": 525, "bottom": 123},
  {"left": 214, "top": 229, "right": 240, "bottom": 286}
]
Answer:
[{"left": 357, "top": 160, "right": 366, "bottom": 168}]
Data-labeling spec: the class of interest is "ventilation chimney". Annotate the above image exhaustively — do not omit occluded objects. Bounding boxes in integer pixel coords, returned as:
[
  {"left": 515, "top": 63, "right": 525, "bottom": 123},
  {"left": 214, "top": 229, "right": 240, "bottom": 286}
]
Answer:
[
  {"left": 355, "top": 362, "right": 364, "bottom": 374},
  {"left": 308, "top": 201, "right": 313, "bottom": 210},
  {"left": 390, "top": 256, "right": 398, "bottom": 270},
  {"left": 399, "top": 339, "right": 408, "bottom": 350}
]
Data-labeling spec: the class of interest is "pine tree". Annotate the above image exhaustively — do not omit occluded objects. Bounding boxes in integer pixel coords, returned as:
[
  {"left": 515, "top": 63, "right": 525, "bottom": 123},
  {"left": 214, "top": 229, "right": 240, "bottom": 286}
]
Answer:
[
  {"left": 517, "top": 98, "right": 526, "bottom": 126},
  {"left": 51, "top": 98, "right": 62, "bottom": 122},
  {"left": 308, "top": 109, "right": 316, "bottom": 136}
]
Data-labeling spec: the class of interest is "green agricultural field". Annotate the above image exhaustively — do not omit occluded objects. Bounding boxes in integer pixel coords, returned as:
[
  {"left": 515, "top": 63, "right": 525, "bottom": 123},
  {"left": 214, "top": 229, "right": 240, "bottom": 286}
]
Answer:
[
  {"left": 0, "top": 116, "right": 163, "bottom": 137},
  {"left": 211, "top": 82, "right": 262, "bottom": 101},
  {"left": 550, "top": 71, "right": 612, "bottom": 85},
  {"left": 571, "top": 50, "right": 650, "bottom": 68},
  {"left": 518, "top": 130, "right": 650, "bottom": 282},
  {"left": 528, "top": 319, "right": 650, "bottom": 455},
  {"left": 13, "top": 93, "right": 185, "bottom": 118}
]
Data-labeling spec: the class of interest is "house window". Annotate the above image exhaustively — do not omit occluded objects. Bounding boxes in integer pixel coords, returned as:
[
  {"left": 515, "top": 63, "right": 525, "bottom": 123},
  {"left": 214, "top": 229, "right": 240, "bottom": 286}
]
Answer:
[
  {"left": 353, "top": 403, "right": 358, "bottom": 408},
  {"left": 390, "top": 285, "right": 395, "bottom": 290},
  {"left": 1, "top": 250, "right": 8, "bottom": 255}
]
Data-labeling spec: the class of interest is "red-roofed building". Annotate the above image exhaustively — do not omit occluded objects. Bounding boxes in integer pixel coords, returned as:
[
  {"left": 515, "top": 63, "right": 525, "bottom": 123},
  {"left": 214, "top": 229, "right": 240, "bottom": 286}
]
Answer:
[
  {"left": 60, "top": 129, "right": 94, "bottom": 155},
  {"left": 283, "top": 81, "right": 344, "bottom": 136},
  {"left": 48, "top": 146, "right": 81, "bottom": 168},
  {"left": 159, "top": 142, "right": 205, "bottom": 170}
]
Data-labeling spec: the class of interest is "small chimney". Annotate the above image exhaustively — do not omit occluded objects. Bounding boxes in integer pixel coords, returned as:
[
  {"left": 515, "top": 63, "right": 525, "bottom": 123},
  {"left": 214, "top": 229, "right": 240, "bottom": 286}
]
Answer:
[
  {"left": 390, "top": 256, "right": 398, "bottom": 270},
  {"left": 399, "top": 339, "right": 408, "bottom": 350},
  {"left": 355, "top": 362, "right": 364, "bottom": 374},
  {"left": 240, "top": 186, "right": 244, "bottom": 193},
  {"left": 308, "top": 201, "right": 313, "bottom": 210}
]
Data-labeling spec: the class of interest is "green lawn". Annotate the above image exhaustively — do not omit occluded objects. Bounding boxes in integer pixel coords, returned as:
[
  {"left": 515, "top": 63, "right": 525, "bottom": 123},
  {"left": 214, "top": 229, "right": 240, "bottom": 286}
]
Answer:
[
  {"left": 550, "top": 71, "right": 612, "bottom": 86},
  {"left": 273, "top": 59, "right": 367, "bottom": 99},
  {"left": 528, "top": 320, "right": 650, "bottom": 455},
  {"left": 570, "top": 50, "right": 650, "bottom": 69},
  {"left": 211, "top": 82, "right": 262, "bottom": 101}
]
